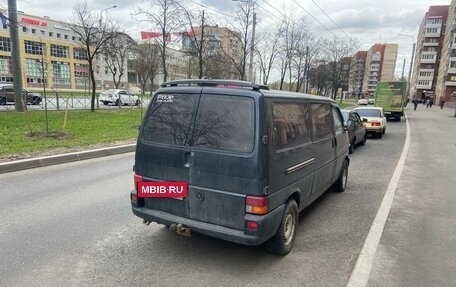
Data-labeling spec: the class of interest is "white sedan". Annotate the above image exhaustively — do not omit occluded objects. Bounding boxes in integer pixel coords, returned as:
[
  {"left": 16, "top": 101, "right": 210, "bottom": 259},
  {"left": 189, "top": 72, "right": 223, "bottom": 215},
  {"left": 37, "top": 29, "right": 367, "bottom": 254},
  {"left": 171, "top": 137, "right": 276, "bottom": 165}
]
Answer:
[
  {"left": 99, "top": 89, "right": 140, "bottom": 106},
  {"left": 353, "top": 106, "right": 387, "bottom": 138}
]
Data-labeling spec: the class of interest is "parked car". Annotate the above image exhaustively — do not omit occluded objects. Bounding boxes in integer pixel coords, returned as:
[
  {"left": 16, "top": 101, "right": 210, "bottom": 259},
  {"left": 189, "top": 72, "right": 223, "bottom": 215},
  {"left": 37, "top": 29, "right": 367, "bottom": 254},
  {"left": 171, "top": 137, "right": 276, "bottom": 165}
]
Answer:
[
  {"left": 353, "top": 106, "right": 387, "bottom": 138},
  {"left": 357, "top": 98, "right": 368, "bottom": 105},
  {"left": 367, "top": 98, "right": 375, "bottom": 105},
  {"left": 0, "top": 84, "right": 42, "bottom": 105},
  {"left": 341, "top": 109, "right": 367, "bottom": 154},
  {"left": 131, "top": 79, "right": 350, "bottom": 255},
  {"left": 99, "top": 89, "right": 139, "bottom": 106}
]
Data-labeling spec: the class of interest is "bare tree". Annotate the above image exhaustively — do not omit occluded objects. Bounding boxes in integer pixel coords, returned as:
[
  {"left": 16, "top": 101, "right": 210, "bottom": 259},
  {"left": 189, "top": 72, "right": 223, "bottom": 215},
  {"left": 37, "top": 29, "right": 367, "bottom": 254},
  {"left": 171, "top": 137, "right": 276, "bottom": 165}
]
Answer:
[
  {"left": 321, "top": 37, "right": 357, "bottom": 99},
  {"left": 255, "top": 21, "right": 282, "bottom": 85},
  {"left": 130, "top": 42, "right": 162, "bottom": 96},
  {"left": 228, "top": 2, "right": 255, "bottom": 80},
  {"left": 70, "top": 1, "right": 119, "bottom": 112},
  {"left": 104, "top": 33, "right": 135, "bottom": 88},
  {"left": 134, "top": 0, "right": 185, "bottom": 82}
]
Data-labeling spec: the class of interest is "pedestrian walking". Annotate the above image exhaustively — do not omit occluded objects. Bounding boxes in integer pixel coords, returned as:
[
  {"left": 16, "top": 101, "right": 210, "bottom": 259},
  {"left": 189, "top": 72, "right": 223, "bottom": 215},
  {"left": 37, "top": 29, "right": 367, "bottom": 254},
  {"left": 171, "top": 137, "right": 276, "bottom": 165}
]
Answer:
[
  {"left": 429, "top": 99, "right": 434, "bottom": 108},
  {"left": 426, "top": 98, "right": 430, "bottom": 108},
  {"left": 440, "top": 99, "right": 445, "bottom": 109},
  {"left": 413, "top": 99, "right": 418, "bottom": 111}
]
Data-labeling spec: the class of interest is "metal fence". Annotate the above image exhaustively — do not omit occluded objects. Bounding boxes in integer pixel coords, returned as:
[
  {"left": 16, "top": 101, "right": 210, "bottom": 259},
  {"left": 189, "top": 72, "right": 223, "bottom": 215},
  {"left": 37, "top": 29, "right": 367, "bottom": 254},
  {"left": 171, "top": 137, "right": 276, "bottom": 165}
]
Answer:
[{"left": 0, "top": 92, "right": 150, "bottom": 112}]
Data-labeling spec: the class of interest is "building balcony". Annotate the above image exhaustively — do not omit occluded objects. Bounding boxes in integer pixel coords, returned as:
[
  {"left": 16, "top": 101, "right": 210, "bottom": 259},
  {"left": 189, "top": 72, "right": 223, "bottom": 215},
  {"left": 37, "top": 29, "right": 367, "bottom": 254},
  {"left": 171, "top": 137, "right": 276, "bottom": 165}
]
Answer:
[
  {"left": 417, "top": 84, "right": 432, "bottom": 89},
  {"left": 448, "top": 67, "right": 456, "bottom": 74},
  {"left": 424, "top": 32, "right": 441, "bottom": 37},
  {"left": 420, "top": 58, "right": 437, "bottom": 64},
  {"left": 424, "top": 42, "right": 439, "bottom": 47},
  {"left": 445, "top": 81, "right": 456, "bottom": 86}
]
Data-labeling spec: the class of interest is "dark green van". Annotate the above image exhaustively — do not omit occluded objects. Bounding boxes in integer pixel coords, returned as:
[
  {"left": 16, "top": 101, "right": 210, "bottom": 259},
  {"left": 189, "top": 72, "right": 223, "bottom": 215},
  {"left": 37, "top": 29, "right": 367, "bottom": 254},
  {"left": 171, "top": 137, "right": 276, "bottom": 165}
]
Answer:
[{"left": 131, "top": 79, "right": 349, "bottom": 255}]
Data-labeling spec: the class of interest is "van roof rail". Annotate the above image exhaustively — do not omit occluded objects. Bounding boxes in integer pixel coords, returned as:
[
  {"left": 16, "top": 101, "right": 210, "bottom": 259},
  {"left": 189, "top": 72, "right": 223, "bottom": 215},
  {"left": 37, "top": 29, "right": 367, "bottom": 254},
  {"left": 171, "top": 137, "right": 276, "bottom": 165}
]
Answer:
[{"left": 160, "top": 79, "right": 269, "bottom": 91}]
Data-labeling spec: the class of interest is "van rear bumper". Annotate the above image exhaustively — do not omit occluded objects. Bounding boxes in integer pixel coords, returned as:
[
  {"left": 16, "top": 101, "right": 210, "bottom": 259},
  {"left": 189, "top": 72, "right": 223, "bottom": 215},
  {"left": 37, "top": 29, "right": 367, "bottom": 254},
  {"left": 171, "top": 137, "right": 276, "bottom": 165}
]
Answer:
[{"left": 131, "top": 205, "right": 285, "bottom": 246}]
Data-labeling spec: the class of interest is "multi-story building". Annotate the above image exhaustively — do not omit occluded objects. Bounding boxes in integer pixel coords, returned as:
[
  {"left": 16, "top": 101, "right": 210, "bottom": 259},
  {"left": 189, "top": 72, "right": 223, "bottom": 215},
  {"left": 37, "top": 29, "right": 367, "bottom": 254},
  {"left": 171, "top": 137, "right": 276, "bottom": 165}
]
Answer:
[
  {"left": 435, "top": 2, "right": 456, "bottom": 105},
  {"left": 362, "top": 43, "right": 398, "bottom": 96},
  {"left": 182, "top": 25, "right": 243, "bottom": 79},
  {"left": 0, "top": 11, "right": 128, "bottom": 91},
  {"left": 411, "top": 5, "right": 449, "bottom": 100},
  {"left": 348, "top": 51, "right": 367, "bottom": 98}
]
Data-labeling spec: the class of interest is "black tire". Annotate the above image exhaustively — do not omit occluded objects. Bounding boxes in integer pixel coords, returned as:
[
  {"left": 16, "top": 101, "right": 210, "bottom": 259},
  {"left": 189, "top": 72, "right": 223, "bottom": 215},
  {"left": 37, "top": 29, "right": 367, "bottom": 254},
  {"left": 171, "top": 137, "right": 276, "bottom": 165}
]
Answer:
[
  {"left": 377, "top": 132, "right": 383, "bottom": 139},
  {"left": 360, "top": 134, "right": 367, "bottom": 146},
  {"left": 333, "top": 160, "right": 348, "bottom": 193},
  {"left": 116, "top": 99, "right": 122, "bottom": 106},
  {"left": 382, "top": 128, "right": 386, "bottom": 135},
  {"left": 0, "top": 97, "right": 6, "bottom": 105},
  {"left": 264, "top": 199, "right": 298, "bottom": 255},
  {"left": 348, "top": 139, "right": 355, "bottom": 154},
  {"left": 103, "top": 101, "right": 109, "bottom": 106}
]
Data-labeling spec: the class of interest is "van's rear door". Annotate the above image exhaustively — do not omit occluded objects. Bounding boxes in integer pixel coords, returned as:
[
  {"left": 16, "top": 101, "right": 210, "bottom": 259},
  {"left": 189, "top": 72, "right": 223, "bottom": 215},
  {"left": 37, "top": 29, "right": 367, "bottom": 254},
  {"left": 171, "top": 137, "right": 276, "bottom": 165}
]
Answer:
[
  {"left": 187, "top": 91, "right": 261, "bottom": 230},
  {"left": 136, "top": 91, "right": 200, "bottom": 217}
]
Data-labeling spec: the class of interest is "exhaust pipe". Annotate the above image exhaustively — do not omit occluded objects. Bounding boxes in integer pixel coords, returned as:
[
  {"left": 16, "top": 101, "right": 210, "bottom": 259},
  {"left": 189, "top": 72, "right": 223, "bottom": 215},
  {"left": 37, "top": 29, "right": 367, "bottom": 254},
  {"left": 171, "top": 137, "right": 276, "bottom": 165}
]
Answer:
[
  {"left": 169, "top": 223, "right": 191, "bottom": 236},
  {"left": 142, "top": 219, "right": 151, "bottom": 226}
]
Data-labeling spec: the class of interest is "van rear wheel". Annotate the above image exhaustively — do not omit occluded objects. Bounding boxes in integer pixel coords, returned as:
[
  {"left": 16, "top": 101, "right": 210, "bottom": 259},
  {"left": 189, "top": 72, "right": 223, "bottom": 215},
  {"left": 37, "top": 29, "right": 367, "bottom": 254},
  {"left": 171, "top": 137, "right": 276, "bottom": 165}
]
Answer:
[
  {"left": 264, "top": 199, "right": 298, "bottom": 255},
  {"left": 333, "top": 160, "right": 348, "bottom": 192}
]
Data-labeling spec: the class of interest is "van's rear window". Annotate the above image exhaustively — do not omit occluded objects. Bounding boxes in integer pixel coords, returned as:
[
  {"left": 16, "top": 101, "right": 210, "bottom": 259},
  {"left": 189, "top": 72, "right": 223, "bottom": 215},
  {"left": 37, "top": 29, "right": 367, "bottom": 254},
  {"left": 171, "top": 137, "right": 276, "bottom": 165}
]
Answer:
[
  {"left": 194, "top": 94, "right": 254, "bottom": 153},
  {"left": 142, "top": 93, "right": 254, "bottom": 153},
  {"left": 142, "top": 93, "right": 199, "bottom": 146}
]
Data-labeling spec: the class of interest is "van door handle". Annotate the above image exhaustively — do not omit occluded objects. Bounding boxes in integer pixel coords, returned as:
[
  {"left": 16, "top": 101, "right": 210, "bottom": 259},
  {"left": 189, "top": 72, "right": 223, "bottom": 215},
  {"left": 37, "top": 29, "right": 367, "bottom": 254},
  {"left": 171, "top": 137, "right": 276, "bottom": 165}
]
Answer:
[{"left": 184, "top": 151, "right": 195, "bottom": 168}]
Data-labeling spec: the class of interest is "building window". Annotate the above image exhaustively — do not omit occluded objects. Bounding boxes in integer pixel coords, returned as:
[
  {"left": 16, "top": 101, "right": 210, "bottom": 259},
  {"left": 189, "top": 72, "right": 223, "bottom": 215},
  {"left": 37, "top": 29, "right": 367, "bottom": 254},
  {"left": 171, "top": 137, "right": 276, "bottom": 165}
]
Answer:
[
  {"left": 72, "top": 36, "right": 76, "bottom": 41},
  {"left": 57, "top": 33, "right": 61, "bottom": 38},
  {"left": 49, "top": 32, "right": 53, "bottom": 37},
  {"left": 51, "top": 44, "right": 69, "bottom": 58},
  {"left": 22, "top": 26, "right": 27, "bottom": 33},
  {"left": 64, "top": 35, "right": 68, "bottom": 40},
  {"left": 52, "top": 61, "right": 70, "bottom": 85},
  {"left": 31, "top": 29, "right": 36, "bottom": 34},
  {"left": 0, "top": 37, "right": 11, "bottom": 52},
  {"left": 73, "top": 48, "right": 88, "bottom": 60},
  {"left": 0, "top": 56, "right": 12, "bottom": 75},
  {"left": 40, "top": 30, "right": 45, "bottom": 35},
  {"left": 24, "top": 40, "right": 44, "bottom": 55}
]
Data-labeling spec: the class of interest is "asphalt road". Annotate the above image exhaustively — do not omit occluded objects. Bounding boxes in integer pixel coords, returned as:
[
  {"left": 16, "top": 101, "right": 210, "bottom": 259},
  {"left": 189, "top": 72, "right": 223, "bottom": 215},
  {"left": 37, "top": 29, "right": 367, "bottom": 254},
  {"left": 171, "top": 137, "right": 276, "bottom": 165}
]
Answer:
[{"left": 0, "top": 120, "right": 406, "bottom": 287}]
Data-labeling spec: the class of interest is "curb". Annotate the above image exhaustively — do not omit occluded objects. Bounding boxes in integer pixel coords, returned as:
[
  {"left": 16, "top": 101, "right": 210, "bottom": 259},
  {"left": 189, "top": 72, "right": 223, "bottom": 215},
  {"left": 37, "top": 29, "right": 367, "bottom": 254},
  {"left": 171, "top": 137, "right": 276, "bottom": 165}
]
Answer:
[{"left": 0, "top": 144, "right": 136, "bottom": 174}]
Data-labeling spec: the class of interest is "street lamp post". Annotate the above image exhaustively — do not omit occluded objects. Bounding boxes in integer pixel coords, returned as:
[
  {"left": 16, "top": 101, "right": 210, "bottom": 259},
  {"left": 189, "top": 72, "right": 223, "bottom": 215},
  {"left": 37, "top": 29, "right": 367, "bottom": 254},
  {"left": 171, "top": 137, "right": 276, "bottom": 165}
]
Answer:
[{"left": 398, "top": 34, "right": 416, "bottom": 101}]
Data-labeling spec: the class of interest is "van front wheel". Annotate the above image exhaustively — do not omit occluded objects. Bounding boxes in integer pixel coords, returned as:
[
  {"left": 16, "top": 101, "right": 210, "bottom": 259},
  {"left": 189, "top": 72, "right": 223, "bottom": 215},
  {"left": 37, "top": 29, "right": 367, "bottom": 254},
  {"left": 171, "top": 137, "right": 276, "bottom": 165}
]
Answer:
[{"left": 264, "top": 199, "right": 298, "bottom": 255}]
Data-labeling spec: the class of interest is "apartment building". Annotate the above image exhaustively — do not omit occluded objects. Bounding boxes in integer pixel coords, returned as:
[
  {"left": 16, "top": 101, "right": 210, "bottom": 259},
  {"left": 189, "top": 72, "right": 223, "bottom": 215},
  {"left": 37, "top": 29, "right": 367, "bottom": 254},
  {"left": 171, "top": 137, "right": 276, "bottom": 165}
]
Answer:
[
  {"left": 411, "top": 5, "right": 449, "bottom": 100},
  {"left": 435, "top": 1, "right": 456, "bottom": 104},
  {"left": 0, "top": 12, "right": 128, "bottom": 91},
  {"left": 182, "top": 25, "right": 243, "bottom": 79},
  {"left": 348, "top": 51, "right": 367, "bottom": 97},
  {"left": 362, "top": 43, "right": 398, "bottom": 96}
]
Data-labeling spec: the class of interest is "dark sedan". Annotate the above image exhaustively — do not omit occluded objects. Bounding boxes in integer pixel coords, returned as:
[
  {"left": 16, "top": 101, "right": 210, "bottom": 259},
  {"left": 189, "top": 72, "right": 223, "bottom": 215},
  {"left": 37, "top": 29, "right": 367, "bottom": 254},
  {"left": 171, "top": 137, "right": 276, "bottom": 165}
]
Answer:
[
  {"left": 0, "top": 84, "right": 42, "bottom": 105},
  {"left": 341, "top": 109, "right": 367, "bottom": 154}
]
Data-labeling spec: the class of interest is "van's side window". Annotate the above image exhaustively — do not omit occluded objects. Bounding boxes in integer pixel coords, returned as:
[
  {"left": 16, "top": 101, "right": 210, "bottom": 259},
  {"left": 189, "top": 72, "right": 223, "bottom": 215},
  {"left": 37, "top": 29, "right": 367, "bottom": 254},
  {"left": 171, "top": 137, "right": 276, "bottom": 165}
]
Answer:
[
  {"left": 310, "top": 103, "right": 332, "bottom": 140},
  {"left": 332, "top": 107, "right": 344, "bottom": 135},
  {"left": 273, "top": 102, "right": 311, "bottom": 149},
  {"left": 194, "top": 95, "right": 254, "bottom": 153},
  {"left": 142, "top": 93, "right": 199, "bottom": 146}
]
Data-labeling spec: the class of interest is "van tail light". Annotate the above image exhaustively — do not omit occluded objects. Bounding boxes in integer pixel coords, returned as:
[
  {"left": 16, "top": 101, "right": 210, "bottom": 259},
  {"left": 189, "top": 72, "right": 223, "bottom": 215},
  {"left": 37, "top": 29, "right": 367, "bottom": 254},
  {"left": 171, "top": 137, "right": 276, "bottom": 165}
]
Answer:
[
  {"left": 371, "top": 121, "right": 381, "bottom": 126},
  {"left": 134, "top": 173, "right": 143, "bottom": 191},
  {"left": 246, "top": 196, "right": 269, "bottom": 215}
]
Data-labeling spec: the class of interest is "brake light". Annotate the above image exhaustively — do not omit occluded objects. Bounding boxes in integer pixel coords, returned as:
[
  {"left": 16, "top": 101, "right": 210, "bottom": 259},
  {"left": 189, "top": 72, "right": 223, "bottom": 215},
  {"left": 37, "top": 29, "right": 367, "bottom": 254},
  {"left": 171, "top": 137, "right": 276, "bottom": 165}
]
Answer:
[
  {"left": 246, "top": 196, "right": 269, "bottom": 215},
  {"left": 134, "top": 173, "right": 143, "bottom": 191},
  {"left": 131, "top": 193, "right": 138, "bottom": 204},
  {"left": 371, "top": 121, "right": 381, "bottom": 126}
]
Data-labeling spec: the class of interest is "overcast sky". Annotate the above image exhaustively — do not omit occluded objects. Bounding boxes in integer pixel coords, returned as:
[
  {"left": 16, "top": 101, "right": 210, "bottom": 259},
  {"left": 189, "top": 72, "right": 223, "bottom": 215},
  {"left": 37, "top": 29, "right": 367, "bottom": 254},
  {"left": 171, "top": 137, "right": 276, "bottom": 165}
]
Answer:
[{"left": 11, "top": 0, "right": 452, "bottom": 76}]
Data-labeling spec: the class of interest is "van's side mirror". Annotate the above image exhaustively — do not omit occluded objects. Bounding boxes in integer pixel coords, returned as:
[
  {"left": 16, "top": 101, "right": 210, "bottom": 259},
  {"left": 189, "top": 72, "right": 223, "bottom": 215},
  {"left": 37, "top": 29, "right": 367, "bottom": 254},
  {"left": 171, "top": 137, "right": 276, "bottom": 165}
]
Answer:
[{"left": 362, "top": 118, "right": 368, "bottom": 123}]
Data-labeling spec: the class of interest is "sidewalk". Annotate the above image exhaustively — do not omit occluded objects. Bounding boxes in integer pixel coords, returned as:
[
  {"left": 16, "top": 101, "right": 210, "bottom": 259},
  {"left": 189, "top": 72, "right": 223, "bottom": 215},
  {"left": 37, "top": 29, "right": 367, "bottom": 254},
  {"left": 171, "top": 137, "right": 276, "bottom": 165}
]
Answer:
[{"left": 367, "top": 105, "right": 456, "bottom": 286}]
